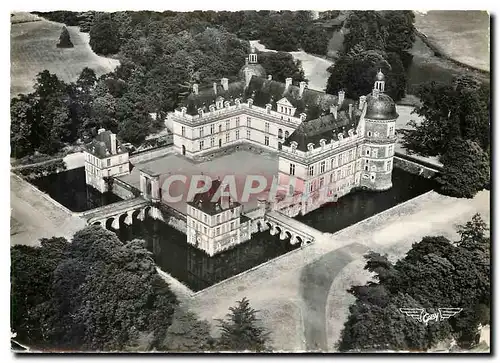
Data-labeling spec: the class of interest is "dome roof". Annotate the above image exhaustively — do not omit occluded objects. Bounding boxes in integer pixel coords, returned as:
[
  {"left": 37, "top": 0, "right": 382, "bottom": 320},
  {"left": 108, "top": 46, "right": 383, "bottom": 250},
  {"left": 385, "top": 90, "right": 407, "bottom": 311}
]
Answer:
[
  {"left": 239, "top": 63, "right": 266, "bottom": 80},
  {"left": 365, "top": 93, "right": 398, "bottom": 120},
  {"left": 376, "top": 70, "right": 385, "bottom": 81}
]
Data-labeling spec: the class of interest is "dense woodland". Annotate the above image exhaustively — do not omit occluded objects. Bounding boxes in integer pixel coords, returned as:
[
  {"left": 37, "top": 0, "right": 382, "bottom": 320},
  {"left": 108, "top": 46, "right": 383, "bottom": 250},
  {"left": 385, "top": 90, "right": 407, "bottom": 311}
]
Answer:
[{"left": 339, "top": 214, "right": 490, "bottom": 351}]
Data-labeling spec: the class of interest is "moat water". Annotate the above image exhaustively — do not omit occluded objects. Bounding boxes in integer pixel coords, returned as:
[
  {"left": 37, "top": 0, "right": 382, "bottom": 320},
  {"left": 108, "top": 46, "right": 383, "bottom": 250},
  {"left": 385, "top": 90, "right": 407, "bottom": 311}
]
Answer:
[
  {"left": 32, "top": 167, "right": 436, "bottom": 291},
  {"left": 31, "top": 167, "right": 122, "bottom": 212}
]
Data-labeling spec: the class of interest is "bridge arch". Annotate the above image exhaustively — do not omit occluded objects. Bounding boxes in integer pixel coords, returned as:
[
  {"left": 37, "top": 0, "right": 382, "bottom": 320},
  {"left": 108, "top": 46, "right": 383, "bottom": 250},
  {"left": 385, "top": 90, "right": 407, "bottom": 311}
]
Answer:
[{"left": 105, "top": 217, "right": 115, "bottom": 230}]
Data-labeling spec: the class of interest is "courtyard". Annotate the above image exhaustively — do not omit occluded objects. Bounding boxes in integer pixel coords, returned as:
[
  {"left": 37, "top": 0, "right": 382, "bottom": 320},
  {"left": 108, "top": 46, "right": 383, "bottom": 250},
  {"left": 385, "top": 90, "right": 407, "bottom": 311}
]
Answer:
[{"left": 118, "top": 149, "right": 279, "bottom": 215}]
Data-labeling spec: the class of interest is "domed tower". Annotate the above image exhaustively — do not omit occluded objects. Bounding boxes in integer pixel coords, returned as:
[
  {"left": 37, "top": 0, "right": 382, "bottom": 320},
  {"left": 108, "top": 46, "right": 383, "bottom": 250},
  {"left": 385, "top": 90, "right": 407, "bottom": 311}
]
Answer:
[
  {"left": 239, "top": 45, "right": 266, "bottom": 87},
  {"left": 360, "top": 70, "right": 398, "bottom": 191}
]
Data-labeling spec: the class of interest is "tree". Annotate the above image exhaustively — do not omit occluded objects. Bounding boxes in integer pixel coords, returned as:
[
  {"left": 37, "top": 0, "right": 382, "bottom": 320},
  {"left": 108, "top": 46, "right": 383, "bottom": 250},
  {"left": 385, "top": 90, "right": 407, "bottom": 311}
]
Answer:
[
  {"left": 10, "top": 95, "right": 36, "bottom": 158},
  {"left": 89, "top": 13, "right": 121, "bottom": 55},
  {"left": 401, "top": 77, "right": 490, "bottom": 157},
  {"left": 161, "top": 308, "right": 214, "bottom": 352},
  {"left": 326, "top": 47, "right": 406, "bottom": 100},
  {"left": 301, "top": 25, "right": 330, "bottom": 55},
  {"left": 437, "top": 138, "right": 490, "bottom": 199},
  {"left": 259, "top": 51, "right": 306, "bottom": 84},
  {"left": 11, "top": 226, "right": 179, "bottom": 351},
  {"left": 216, "top": 297, "right": 270, "bottom": 352},
  {"left": 338, "top": 214, "right": 490, "bottom": 351},
  {"left": 57, "top": 26, "right": 74, "bottom": 48}
]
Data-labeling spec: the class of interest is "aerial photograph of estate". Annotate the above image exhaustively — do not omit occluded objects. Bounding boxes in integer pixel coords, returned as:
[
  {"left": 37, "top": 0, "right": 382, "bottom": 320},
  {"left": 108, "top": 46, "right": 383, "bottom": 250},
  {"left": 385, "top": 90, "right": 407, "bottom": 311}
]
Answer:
[{"left": 9, "top": 8, "right": 491, "bottom": 353}]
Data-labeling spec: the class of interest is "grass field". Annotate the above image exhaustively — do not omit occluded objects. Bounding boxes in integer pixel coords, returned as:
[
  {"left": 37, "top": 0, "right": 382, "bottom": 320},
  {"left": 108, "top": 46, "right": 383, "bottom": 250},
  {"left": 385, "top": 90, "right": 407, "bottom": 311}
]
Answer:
[{"left": 10, "top": 12, "right": 120, "bottom": 97}]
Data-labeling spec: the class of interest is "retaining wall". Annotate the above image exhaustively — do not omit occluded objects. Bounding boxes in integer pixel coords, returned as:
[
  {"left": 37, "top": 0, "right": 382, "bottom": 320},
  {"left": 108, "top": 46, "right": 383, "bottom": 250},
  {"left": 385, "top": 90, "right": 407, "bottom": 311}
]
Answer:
[
  {"left": 129, "top": 146, "right": 175, "bottom": 164},
  {"left": 394, "top": 155, "right": 440, "bottom": 179}
]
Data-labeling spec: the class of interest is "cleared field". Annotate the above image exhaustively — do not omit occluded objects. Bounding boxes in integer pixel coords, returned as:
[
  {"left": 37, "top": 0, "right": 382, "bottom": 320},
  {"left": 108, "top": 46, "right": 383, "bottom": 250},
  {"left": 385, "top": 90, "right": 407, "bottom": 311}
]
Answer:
[
  {"left": 10, "top": 12, "right": 120, "bottom": 97},
  {"left": 414, "top": 11, "right": 489, "bottom": 72}
]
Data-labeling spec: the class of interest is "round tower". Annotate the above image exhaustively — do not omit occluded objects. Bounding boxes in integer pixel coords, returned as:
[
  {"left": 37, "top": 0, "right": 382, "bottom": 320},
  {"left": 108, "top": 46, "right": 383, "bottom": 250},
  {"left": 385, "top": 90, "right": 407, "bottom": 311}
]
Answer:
[{"left": 360, "top": 71, "right": 398, "bottom": 191}]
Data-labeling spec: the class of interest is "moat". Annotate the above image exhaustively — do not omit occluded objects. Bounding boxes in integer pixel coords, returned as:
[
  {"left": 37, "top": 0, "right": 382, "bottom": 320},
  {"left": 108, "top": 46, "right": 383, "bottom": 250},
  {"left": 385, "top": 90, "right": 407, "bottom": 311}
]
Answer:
[{"left": 32, "top": 166, "right": 437, "bottom": 291}]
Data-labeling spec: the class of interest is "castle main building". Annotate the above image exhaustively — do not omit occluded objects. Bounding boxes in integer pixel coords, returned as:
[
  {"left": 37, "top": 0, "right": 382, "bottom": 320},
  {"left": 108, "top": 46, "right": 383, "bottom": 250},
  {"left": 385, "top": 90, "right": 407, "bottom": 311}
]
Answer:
[{"left": 171, "top": 49, "right": 398, "bottom": 218}]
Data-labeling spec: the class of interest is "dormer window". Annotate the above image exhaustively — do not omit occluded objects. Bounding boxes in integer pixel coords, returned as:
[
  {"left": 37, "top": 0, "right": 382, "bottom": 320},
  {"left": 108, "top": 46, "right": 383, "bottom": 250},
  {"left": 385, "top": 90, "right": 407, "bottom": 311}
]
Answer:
[
  {"left": 338, "top": 133, "right": 343, "bottom": 141},
  {"left": 320, "top": 139, "right": 326, "bottom": 148},
  {"left": 249, "top": 53, "right": 257, "bottom": 63},
  {"left": 224, "top": 101, "right": 230, "bottom": 108},
  {"left": 209, "top": 105, "right": 216, "bottom": 112},
  {"left": 348, "top": 129, "right": 354, "bottom": 137},
  {"left": 216, "top": 99, "right": 223, "bottom": 109},
  {"left": 291, "top": 141, "right": 298, "bottom": 153},
  {"left": 277, "top": 98, "right": 296, "bottom": 116},
  {"left": 307, "top": 143, "right": 314, "bottom": 152}
]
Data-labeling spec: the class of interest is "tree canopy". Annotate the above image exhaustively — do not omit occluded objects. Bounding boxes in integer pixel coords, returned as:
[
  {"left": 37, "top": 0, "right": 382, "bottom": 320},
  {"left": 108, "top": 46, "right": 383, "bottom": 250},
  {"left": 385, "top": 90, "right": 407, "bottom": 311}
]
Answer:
[
  {"left": 259, "top": 51, "right": 306, "bottom": 84},
  {"left": 338, "top": 214, "right": 490, "bottom": 351},
  {"left": 57, "top": 26, "right": 74, "bottom": 48},
  {"left": 216, "top": 297, "right": 270, "bottom": 352},
  {"left": 11, "top": 226, "right": 179, "bottom": 351}
]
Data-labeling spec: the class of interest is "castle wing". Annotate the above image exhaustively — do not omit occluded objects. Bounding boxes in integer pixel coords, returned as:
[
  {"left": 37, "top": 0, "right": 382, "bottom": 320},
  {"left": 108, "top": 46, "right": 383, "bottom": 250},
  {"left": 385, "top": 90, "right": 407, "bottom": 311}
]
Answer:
[
  {"left": 399, "top": 308, "right": 424, "bottom": 322},
  {"left": 439, "top": 308, "right": 463, "bottom": 320}
]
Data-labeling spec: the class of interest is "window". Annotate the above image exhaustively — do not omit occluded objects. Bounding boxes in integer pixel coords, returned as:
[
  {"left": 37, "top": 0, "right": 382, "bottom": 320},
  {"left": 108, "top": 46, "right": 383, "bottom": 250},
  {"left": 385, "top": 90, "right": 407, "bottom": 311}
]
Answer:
[
  {"left": 265, "top": 122, "right": 270, "bottom": 133},
  {"left": 216, "top": 227, "right": 220, "bottom": 236},
  {"left": 199, "top": 127, "right": 204, "bottom": 138},
  {"left": 365, "top": 165, "right": 369, "bottom": 171},
  {"left": 320, "top": 161, "right": 325, "bottom": 173},
  {"left": 366, "top": 149, "right": 370, "bottom": 156},
  {"left": 308, "top": 165, "right": 314, "bottom": 176},
  {"left": 337, "top": 170, "right": 341, "bottom": 180},
  {"left": 367, "top": 131, "right": 372, "bottom": 137},
  {"left": 204, "top": 226, "right": 207, "bottom": 234},
  {"left": 278, "top": 129, "right": 283, "bottom": 138},
  {"left": 247, "top": 117, "right": 251, "bottom": 127},
  {"left": 290, "top": 163, "right": 295, "bottom": 175},
  {"left": 388, "top": 145, "right": 393, "bottom": 156},
  {"left": 217, "top": 215, "right": 221, "bottom": 224},
  {"left": 389, "top": 126, "right": 394, "bottom": 136},
  {"left": 349, "top": 150, "right": 354, "bottom": 161},
  {"left": 210, "top": 137, "right": 215, "bottom": 147},
  {"left": 235, "top": 130, "right": 240, "bottom": 139},
  {"left": 119, "top": 155, "right": 123, "bottom": 163},
  {"left": 386, "top": 161, "right": 392, "bottom": 171},
  {"left": 285, "top": 131, "right": 289, "bottom": 139},
  {"left": 309, "top": 183, "right": 314, "bottom": 192},
  {"left": 331, "top": 157, "right": 336, "bottom": 169},
  {"left": 247, "top": 130, "right": 251, "bottom": 139},
  {"left": 199, "top": 140, "right": 204, "bottom": 150},
  {"left": 231, "top": 221, "right": 235, "bottom": 230},
  {"left": 320, "top": 177, "right": 324, "bottom": 188},
  {"left": 236, "top": 117, "right": 240, "bottom": 127},
  {"left": 107, "top": 169, "right": 111, "bottom": 176},
  {"left": 210, "top": 124, "right": 214, "bottom": 134},
  {"left": 330, "top": 173, "right": 334, "bottom": 183},
  {"left": 203, "top": 215, "right": 207, "bottom": 223},
  {"left": 264, "top": 136, "right": 269, "bottom": 146},
  {"left": 219, "top": 124, "right": 222, "bottom": 133},
  {"left": 119, "top": 166, "right": 123, "bottom": 173},
  {"left": 372, "top": 149, "right": 378, "bottom": 158},
  {"left": 225, "top": 120, "right": 230, "bottom": 130},
  {"left": 226, "top": 133, "right": 230, "bottom": 143},
  {"left": 107, "top": 159, "right": 111, "bottom": 167}
]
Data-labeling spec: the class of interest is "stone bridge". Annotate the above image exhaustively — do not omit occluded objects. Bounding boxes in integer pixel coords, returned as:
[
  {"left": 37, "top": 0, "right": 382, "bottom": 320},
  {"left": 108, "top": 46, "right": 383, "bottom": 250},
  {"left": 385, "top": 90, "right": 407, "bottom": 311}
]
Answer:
[
  {"left": 82, "top": 197, "right": 151, "bottom": 229},
  {"left": 254, "top": 210, "right": 320, "bottom": 247}
]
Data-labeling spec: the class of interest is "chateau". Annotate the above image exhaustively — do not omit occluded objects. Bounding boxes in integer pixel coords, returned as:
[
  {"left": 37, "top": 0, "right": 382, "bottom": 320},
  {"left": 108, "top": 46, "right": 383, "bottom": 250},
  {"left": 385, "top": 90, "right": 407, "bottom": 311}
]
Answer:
[
  {"left": 170, "top": 49, "right": 398, "bottom": 217},
  {"left": 84, "top": 48, "right": 398, "bottom": 256}
]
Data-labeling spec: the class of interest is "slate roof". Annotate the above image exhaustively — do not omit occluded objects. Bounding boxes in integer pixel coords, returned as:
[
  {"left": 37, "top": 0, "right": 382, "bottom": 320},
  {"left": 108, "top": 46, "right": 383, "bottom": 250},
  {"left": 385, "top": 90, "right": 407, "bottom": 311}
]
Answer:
[
  {"left": 188, "top": 178, "right": 241, "bottom": 216},
  {"left": 184, "top": 81, "right": 246, "bottom": 116},
  {"left": 365, "top": 93, "right": 398, "bottom": 120},
  {"left": 85, "top": 130, "right": 126, "bottom": 158},
  {"left": 282, "top": 110, "right": 362, "bottom": 152}
]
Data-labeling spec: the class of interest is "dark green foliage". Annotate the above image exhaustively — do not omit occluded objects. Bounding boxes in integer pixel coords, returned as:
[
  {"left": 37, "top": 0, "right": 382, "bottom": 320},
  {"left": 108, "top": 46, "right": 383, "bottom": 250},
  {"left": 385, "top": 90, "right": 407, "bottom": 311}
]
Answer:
[
  {"left": 338, "top": 215, "right": 490, "bottom": 351},
  {"left": 259, "top": 52, "right": 306, "bottom": 84},
  {"left": 10, "top": 226, "right": 179, "bottom": 351},
  {"left": 302, "top": 25, "right": 330, "bottom": 55},
  {"left": 57, "top": 26, "right": 73, "bottom": 48},
  {"left": 216, "top": 297, "right": 270, "bottom": 352},
  {"left": 401, "top": 76, "right": 490, "bottom": 157},
  {"left": 161, "top": 308, "right": 214, "bottom": 352},
  {"left": 437, "top": 138, "right": 490, "bottom": 198},
  {"left": 14, "top": 159, "right": 66, "bottom": 181},
  {"left": 89, "top": 13, "right": 121, "bottom": 55}
]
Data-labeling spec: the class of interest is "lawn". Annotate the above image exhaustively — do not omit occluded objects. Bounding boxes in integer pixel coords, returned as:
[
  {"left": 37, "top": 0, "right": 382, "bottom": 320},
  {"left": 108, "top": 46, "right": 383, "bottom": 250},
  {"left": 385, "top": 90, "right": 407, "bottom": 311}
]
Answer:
[{"left": 10, "top": 12, "right": 119, "bottom": 97}]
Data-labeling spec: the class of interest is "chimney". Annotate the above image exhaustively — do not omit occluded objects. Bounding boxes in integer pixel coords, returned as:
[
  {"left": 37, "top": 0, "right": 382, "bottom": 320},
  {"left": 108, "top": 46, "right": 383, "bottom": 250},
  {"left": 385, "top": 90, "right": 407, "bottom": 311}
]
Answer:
[
  {"left": 338, "top": 90, "right": 345, "bottom": 106},
  {"left": 193, "top": 84, "right": 199, "bottom": 95},
  {"left": 221, "top": 78, "right": 228, "bottom": 91},
  {"left": 359, "top": 95, "right": 367, "bottom": 110},
  {"left": 348, "top": 104, "right": 353, "bottom": 118},
  {"left": 330, "top": 105, "right": 338, "bottom": 119},
  {"left": 268, "top": 75, "right": 272, "bottom": 81},
  {"left": 98, "top": 128, "right": 105, "bottom": 134},
  {"left": 110, "top": 132, "right": 117, "bottom": 154},
  {"left": 213, "top": 82, "right": 217, "bottom": 95},
  {"left": 299, "top": 81, "right": 307, "bottom": 97},
  {"left": 285, "top": 78, "right": 292, "bottom": 89}
]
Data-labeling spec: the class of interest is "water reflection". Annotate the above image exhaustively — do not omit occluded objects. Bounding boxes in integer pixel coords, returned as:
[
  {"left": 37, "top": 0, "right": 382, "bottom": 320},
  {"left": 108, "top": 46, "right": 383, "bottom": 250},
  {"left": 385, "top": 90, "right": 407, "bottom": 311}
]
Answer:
[
  {"left": 31, "top": 168, "right": 122, "bottom": 212},
  {"left": 115, "top": 218, "right": 298, "bottom": 292},
  {"left": 296, "top": 168, "right": 437, "bottom": 233}
]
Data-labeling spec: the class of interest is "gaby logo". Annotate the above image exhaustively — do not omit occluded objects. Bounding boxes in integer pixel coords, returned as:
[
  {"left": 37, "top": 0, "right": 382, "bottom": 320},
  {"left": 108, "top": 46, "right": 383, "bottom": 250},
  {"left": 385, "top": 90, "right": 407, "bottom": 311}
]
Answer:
[{"left": 399, "top": 308, "right": 463, "bottom": 325}]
